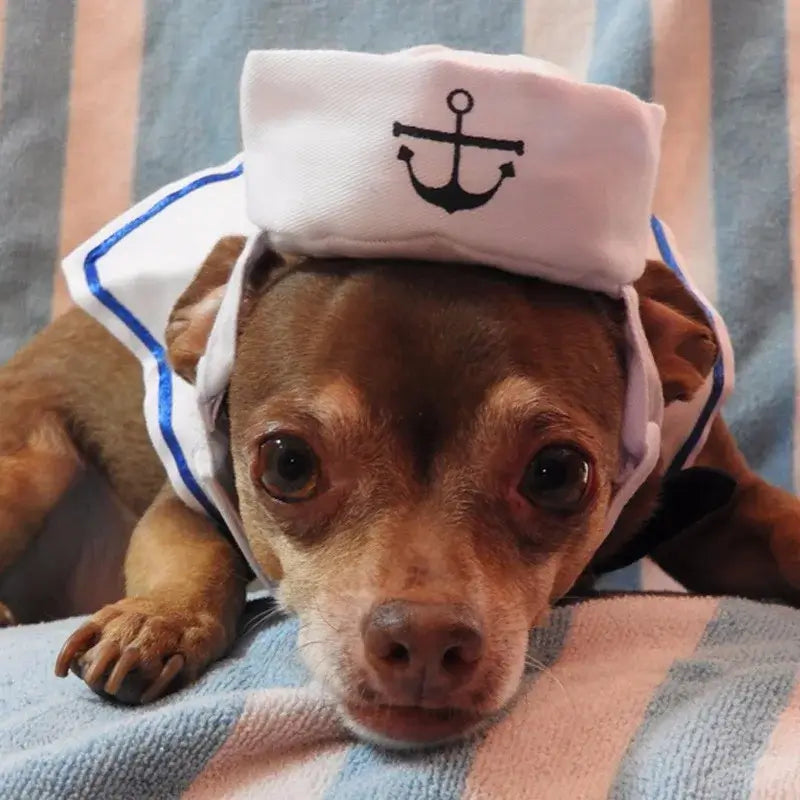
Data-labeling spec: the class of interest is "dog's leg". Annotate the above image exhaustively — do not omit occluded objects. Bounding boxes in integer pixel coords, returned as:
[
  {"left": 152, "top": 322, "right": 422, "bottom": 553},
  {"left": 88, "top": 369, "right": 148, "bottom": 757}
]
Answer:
[
  {"left": 0, "top": 309, "right": 166, "bottom": 623},
  {"left": 0, "top": 411, "right": 83, "bottom": 572},
  {"left": 650, "top": 418, "right": 800, "bottom": 604},
  {"left": 55, "top": 482, "right": 248, "bottom": 703},
  {"left": 0, "top": 401, "right": 84, "bottom": 626}
]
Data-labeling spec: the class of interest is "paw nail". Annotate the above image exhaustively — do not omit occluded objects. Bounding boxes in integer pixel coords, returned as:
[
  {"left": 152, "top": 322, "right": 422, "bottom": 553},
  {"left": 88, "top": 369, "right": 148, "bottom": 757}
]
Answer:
[
  {"left": 83, "top": 641, "right": 120, "bottom": 688},
  {"left": 104, "top": 647, "right": 141, "bottom": 695},
  {"left": 141, "top": 654, "right": 185, "bottom": 704},
  {"left": 55, "top": 624, "right": 100, "bottom": 677}
]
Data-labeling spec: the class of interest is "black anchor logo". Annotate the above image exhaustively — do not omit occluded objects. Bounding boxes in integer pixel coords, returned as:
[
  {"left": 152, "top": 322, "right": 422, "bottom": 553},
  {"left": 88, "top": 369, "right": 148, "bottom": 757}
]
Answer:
[{"left": 392, "top": 89, "right": 525, "bottom": 214}]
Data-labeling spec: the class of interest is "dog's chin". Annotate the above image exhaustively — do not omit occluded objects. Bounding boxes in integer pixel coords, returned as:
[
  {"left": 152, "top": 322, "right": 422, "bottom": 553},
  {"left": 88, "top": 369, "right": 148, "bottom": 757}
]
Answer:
[{"left": 338, "top": 701, "right": 489, "bottom": 749}]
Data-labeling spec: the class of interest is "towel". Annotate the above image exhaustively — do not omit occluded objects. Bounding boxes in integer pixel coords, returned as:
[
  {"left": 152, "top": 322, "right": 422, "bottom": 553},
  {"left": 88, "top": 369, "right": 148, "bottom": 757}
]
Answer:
[{"left": 2, "top": 594, "right": 800, "bottom": 799}]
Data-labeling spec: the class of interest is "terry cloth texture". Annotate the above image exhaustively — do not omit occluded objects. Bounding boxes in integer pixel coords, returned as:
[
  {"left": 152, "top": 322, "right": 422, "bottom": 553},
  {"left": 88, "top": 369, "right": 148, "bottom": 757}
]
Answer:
[{"left": 2, "top": 595, "right": 800, "bottom": 799}]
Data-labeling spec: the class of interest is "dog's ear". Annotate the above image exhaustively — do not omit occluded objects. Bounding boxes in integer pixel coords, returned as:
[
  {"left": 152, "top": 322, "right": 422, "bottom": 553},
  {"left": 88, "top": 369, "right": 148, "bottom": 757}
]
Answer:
[
  {"left": 165, "top": 235, "right": 282, "bottom": 383},
  {"left": 635, "top": 259, "right": 719, "bottom": 404}
]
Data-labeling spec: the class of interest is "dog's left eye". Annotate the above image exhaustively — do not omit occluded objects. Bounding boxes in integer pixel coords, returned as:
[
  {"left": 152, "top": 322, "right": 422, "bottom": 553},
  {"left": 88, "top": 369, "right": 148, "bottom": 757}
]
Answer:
[
  {"left": 518, "top": 445, "right": 591, "bottom": 513},
  {"left": 257, "top": 435, "right": 320, "bottom": 502}
]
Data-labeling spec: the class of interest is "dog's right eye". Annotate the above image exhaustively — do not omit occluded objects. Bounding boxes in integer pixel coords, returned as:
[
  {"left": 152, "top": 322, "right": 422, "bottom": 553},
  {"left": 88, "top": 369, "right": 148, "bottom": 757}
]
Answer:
[
  {"left": 518, "top": 445, "right": 592, "bottom": 513},
  {"left": 257, "top": 435, "right": 320, "bottom": 503}
]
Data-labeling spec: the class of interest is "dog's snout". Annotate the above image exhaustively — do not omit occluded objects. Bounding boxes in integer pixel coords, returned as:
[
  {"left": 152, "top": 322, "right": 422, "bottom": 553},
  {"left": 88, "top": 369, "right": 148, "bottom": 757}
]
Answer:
[{"left": 362, "top": 600, "right": 483, "bottom": 704}]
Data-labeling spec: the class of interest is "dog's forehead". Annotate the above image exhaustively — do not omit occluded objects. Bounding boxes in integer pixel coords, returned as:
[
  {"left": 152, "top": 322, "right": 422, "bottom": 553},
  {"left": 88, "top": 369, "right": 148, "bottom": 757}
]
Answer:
[{"left": 233, "top": 259, "right": 624, "bottom": 431}]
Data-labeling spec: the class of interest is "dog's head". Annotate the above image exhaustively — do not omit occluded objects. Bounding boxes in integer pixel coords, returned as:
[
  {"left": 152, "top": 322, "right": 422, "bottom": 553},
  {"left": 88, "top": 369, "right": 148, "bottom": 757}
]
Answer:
[{"left": 166, "top": 236, "right": 717, "bottom": 746}]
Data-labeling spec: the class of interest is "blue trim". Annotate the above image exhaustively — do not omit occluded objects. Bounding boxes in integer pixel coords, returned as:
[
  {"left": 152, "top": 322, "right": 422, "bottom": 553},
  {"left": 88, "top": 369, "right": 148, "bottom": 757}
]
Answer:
[
  {"left": 82, "top": 163, "right": 244, "bottom": 521},
  {"left": 650, "top": 215, "right": 726, "bottom": 473}
]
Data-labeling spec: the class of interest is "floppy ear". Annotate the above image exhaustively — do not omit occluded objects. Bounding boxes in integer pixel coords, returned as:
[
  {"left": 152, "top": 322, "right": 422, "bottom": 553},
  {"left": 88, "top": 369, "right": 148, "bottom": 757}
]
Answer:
[
  {"left": 165, "top": 235, "right": 283, "bottom": 383},
  {"left": 635, "top": 259, "right": 719, "bottom": 404}
]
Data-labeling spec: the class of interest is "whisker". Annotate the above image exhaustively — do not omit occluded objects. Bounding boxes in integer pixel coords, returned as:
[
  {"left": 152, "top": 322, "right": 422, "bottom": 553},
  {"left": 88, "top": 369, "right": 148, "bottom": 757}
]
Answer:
[
  {"left": 240, "top": 605, "right": 284, "bottom": 637},
  {"left": 242, "top": 610, "right": 275, "bottom": 635},
  {"left": 310, "top": 602, "right": 344, "bottom": 635},
  {"left": 297, "top": 639, "right": 329, "bottom": 651},
  {"left": 524, "top": 656, "right": 574, "bottom": 713}
]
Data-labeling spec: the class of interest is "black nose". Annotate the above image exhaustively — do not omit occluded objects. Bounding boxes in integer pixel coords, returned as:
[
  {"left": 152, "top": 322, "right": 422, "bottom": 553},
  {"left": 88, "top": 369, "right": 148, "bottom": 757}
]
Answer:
[{"left": 362, "top": 600, "right": 484, "bottom": 704}]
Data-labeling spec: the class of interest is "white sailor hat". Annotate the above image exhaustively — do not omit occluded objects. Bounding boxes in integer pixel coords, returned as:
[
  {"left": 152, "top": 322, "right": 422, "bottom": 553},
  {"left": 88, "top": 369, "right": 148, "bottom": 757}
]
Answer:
[{"left": 239, "top": 45, "right": 664, "bottom": 293}]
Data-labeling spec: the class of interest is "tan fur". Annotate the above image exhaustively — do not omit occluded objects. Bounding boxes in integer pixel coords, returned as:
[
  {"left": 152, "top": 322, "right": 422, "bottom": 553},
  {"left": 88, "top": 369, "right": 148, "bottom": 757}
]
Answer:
[
  {"left": 54, "top": 483, "right": 248, "bottom": 702},
  {"left": 0, "top": 413, "right": 82, "bottom": 573},
  {"left": 166, "top": 235, "right": 247, "bottom": 382},
  {"left": 0, "top": 309, "right": 164, "bottom": 625},
  {"left": 313, "top": 377, "right": 369, "bottom": 431},
  {"left": 646, "top": 417, "right": 800, "bottom": 602}
]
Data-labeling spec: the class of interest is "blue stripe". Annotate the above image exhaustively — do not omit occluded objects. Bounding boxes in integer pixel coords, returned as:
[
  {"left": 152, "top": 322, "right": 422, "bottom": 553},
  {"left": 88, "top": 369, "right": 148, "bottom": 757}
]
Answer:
[
  {"left": 609, "top": 598, "right": 800, "bottom": 799},
  {"left": 588, "top": 0, "right": 653, "bottom": 98},
  {"left": 651, "top": 216, "right": 726, "bottom": 473},
  {"left": 595, "top": 562, "right": 644, "bottom": 592},
  {"left": 0, "top": 0, "right": 75, "bottom": 362},
  {"left": 323, "top": 605, "right": 572, "bottom": 799},
  {"left": 135, "top": 0, "right": 523, "bottom": 199},
  {"left": 83, "top": 164, "right": 244, "bottom": 521},
  {"left": 710, "top": 0, "right": 794, "bottom": 491}
]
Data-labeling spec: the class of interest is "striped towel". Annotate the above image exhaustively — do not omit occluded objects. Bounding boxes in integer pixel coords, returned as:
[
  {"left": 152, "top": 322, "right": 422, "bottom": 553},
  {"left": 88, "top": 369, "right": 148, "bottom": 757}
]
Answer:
[{"left": 2, "top": 594, "right": 800, "bottom": 799}]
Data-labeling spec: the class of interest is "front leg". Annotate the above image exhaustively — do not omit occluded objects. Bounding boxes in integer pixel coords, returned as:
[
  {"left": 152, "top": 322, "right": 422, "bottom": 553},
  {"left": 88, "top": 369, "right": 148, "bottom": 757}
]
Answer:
[
  {"left": 55, "top": 483, "right": 248, "bottom": 703},
  {"left": 651, "top": 418, "right": 800, "bottom": 605}
]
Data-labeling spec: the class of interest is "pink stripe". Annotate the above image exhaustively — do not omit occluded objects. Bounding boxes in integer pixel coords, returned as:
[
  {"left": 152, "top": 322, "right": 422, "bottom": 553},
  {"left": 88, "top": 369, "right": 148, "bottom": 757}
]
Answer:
[
  {"left": 464, "top": 596, "right": 718, "bottom": 800},
  {"left": 651, "top": 0, "right": 718, "bottom": 303},
  {"left": 523, "top": 0, "right": 596, "bottom": 80},
  {"left": 787, "top": 0, "right": 800, "bottom": 495},
  {"left": 54, "top": 0, "right": 144, "bottom": 319},
  {"left": 183, "top": 688, "right": 349, "bottom": 799},
  {"left": 750, "top": 675, "right": 800, "bottom": 799}
]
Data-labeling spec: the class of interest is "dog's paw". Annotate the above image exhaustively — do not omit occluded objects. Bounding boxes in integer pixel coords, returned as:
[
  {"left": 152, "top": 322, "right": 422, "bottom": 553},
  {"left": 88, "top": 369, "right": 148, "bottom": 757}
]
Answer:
[
  {"left": 54, "top": 597, "right": 229, "bottom": 704},
  {"left": 0, "top": 601, "right": 16, "bottom": 627}
]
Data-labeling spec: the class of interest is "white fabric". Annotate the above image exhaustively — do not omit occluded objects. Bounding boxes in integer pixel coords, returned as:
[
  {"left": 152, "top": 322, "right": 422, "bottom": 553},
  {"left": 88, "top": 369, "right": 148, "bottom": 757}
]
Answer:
[
  {"left": 241, "top": 46, "right": 665, "bottom": 295},
  {"left": 60, "top": 47, "right": 731, "bottom": 591}
]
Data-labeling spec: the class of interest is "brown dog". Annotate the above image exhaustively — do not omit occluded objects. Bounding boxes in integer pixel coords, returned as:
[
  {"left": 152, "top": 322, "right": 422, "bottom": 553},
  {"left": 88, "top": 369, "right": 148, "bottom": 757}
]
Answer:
[{"left": 1, "top": 236, "right": 799, "bottom": 746}]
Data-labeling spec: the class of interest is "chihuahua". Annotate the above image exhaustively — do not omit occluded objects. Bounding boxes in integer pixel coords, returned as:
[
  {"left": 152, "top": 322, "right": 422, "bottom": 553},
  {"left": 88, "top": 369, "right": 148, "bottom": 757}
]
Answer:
[{"left": 1, "top": 235, "right": 799, "bottom": 746}]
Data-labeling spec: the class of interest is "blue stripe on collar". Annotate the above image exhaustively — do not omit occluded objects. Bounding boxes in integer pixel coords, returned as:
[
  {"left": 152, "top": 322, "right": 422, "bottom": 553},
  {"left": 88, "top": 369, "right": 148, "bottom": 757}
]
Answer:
[{"left": 82, "top": 163, "right": 244, "bottom": 524}]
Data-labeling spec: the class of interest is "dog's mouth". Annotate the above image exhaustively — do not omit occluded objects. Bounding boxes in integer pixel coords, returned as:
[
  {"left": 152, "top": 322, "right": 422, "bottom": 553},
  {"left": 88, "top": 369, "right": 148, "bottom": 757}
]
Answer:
[
  {"left": 339, "top": 699, "right": 487, "bottom": 747},
  {"left": 293, "top": 600, "right": 529, "bottom": 747}
]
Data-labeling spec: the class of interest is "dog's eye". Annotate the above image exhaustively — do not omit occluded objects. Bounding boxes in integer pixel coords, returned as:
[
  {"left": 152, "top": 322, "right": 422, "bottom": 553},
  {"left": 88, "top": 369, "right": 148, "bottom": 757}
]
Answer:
[
  {"left": 257, "top": 435, "right": 320, "bottom": 502},
  {"left": 519, "top": 445, "right": 591, "bottom": 512}
]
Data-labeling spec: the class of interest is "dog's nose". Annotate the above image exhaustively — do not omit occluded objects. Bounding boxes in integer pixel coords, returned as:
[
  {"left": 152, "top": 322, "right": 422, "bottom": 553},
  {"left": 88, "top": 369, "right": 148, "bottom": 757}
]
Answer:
[{"left": 362, "top": 600, "right": 483, "bottom": 703}]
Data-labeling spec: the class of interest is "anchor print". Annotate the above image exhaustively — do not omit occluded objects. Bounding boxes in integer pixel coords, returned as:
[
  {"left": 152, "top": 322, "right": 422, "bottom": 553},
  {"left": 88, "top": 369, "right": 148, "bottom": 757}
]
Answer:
[{"left": 392, "top": 89, "right": 525, "bottom": 214}]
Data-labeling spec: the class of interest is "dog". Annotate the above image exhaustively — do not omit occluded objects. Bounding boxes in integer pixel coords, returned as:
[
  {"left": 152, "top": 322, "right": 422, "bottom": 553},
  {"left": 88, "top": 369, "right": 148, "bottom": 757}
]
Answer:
[{"left": 1, "top": 233, "right": 799, "bottom": 747}]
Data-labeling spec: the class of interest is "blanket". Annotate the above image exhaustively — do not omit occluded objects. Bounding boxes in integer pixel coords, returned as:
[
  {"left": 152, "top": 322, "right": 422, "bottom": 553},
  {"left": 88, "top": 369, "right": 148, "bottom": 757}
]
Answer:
[{"left": 2, "top": 594, "right": 800, "bottom": 799}]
